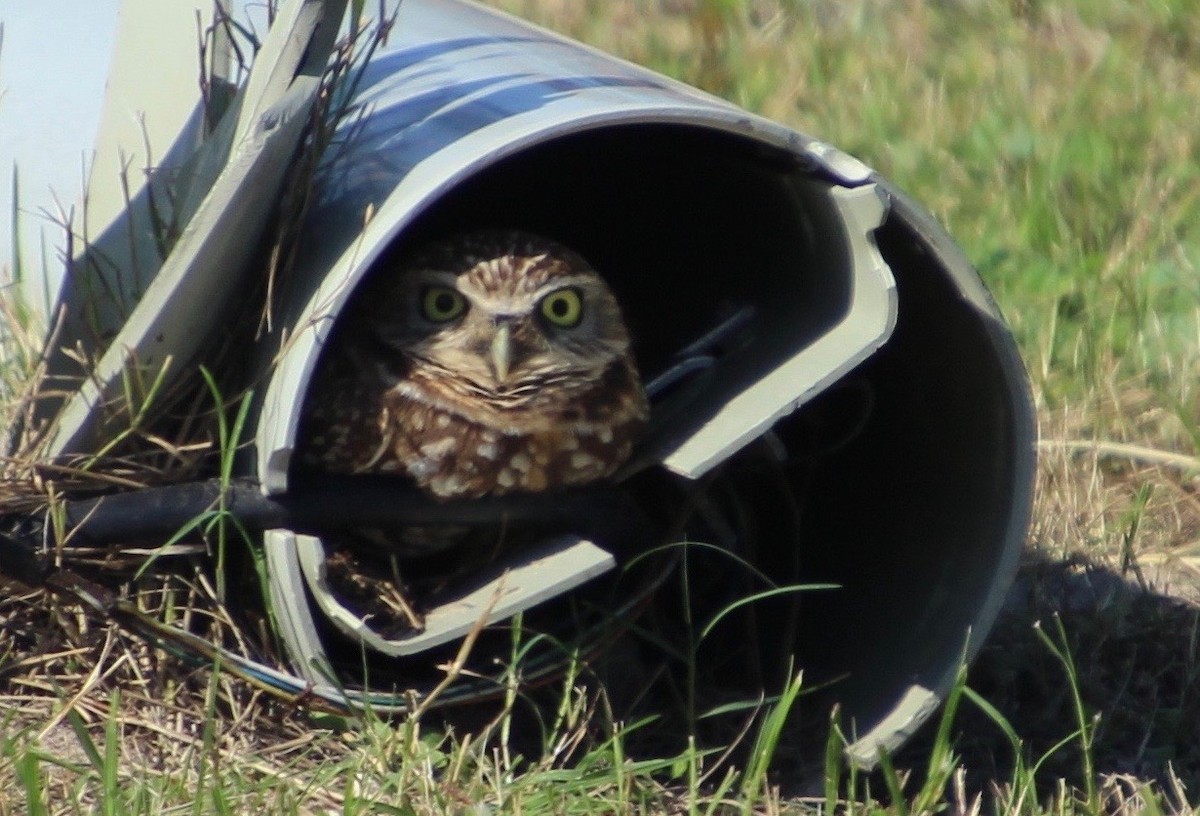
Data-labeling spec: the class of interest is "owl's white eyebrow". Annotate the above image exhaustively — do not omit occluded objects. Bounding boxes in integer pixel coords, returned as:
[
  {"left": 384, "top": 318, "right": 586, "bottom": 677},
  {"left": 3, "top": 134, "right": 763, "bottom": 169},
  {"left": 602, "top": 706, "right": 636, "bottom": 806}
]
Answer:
[{"left": 533, "top": 276, "right": 593, "bottom": 295}]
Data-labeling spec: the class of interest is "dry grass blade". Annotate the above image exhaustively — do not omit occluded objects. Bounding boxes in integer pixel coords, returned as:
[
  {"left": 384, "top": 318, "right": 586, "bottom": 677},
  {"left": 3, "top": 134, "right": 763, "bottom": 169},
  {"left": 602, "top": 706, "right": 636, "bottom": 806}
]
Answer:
[
  {"left": 410, "top": 574, "right": 508, "bottom": 721},
  {"left": 1041, "top": 439, "right": 1200, "bottom": 476}
]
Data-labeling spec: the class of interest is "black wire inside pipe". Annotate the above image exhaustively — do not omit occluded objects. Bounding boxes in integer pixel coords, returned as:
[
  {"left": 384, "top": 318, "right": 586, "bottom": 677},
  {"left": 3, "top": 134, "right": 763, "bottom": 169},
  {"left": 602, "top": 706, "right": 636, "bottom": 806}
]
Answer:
[{"left": 54, "top": 475, "right": 651, "bottom": 554}]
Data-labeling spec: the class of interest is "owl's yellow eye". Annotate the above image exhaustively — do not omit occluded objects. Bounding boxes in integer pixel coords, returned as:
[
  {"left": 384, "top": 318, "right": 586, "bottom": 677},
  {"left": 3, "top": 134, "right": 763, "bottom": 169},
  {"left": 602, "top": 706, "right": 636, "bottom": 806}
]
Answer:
[
  {"left": 420, "top": 286, "right": 467, "bottom": 322},
  {"left": 538, "top": 288, "right": 583, "bottom": 328}
]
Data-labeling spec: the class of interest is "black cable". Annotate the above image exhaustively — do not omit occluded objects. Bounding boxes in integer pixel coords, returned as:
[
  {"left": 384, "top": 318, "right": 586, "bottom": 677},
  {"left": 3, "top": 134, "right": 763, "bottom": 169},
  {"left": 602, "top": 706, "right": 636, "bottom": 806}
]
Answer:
[{"left": 46, "top": 475, "right": 650, "bottom": 554}]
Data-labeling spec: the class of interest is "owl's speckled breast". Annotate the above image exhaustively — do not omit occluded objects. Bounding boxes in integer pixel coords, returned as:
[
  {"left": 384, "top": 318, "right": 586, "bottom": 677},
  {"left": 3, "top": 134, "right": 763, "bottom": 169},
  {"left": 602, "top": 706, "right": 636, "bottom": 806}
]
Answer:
[
  {"left": 298, "top": 350, "right": 646, "bottom": 501},
  {"left": 376, "top": 356, "right": 646, "bottom": 500}
]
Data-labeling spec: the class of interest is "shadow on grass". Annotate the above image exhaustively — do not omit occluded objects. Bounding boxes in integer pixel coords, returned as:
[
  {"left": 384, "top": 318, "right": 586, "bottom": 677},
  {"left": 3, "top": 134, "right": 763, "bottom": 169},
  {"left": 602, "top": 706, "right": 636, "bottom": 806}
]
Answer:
[{"left": 901, "top": 551, "right": 1200, "bottom": 793}]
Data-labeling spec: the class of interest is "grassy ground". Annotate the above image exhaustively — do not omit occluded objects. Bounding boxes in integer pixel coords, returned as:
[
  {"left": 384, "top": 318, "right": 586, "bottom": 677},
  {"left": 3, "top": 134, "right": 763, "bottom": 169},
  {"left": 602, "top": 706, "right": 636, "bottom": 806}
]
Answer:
[{"left": 3, "top": 0, "right": 1200, "bottom": 812}]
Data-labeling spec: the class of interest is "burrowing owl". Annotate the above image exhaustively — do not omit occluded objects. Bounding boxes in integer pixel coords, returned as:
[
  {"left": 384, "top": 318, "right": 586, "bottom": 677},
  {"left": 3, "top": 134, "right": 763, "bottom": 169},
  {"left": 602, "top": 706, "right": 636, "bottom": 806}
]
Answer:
[{"left": 297, "top": 231, "right": 648, "bottom": 504}]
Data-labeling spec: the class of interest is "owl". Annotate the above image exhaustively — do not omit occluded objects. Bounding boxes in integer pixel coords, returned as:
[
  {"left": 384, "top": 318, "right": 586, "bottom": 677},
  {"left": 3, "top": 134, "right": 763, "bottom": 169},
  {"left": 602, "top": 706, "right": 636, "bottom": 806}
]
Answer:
[{"left": 297, "top": 230, "right": 649, "bottom": 508}]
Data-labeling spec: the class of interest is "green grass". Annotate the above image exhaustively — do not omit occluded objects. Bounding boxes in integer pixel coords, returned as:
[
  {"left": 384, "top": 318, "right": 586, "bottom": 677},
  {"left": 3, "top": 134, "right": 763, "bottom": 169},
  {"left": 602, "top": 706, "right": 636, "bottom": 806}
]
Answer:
[{"left": 3, "top": 0, "right": 1200, "bottom": 813}]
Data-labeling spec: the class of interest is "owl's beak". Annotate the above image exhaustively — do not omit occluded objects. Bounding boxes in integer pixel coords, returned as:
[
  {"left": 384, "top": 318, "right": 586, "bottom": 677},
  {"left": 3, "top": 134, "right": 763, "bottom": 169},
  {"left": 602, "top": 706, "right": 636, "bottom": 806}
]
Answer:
[{"left": 490, "top": 323, "right": 513, "bottom": 382}]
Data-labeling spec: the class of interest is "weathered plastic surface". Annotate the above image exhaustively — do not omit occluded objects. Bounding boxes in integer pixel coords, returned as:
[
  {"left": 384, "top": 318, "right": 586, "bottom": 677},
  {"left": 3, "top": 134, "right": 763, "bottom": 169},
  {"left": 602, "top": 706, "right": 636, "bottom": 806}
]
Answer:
[
  {"left": 663, "top": 183, "right": 894, "bottom": 475},
  {"left": 297, "top": 533, "right": 614, "bottom": 655},
  {"left": 833, "top": 183, "right": 1036, "bottom": 766},
  {"left": 46, "top": 0, "right": 228, "bottom": 347},
  {"left": 0, "top": 4, "right": 114, "bottom": 310},
  {"left": 43, "top": 0, "right": 348, "bottom": 457}
]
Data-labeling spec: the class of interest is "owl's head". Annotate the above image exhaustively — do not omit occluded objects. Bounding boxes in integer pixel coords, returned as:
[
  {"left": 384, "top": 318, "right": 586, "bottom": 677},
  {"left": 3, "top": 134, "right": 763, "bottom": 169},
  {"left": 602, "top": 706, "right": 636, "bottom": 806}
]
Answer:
[{"left": 358, "top": 231, "right": 636, "bottom": 394}]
